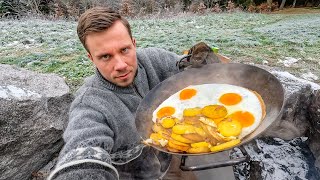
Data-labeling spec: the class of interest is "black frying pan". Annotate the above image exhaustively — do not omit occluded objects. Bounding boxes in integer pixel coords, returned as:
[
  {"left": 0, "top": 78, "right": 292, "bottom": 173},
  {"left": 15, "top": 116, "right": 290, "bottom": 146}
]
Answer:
[{"left": 135, "top": 63, "right": 284, "bottom": 169}]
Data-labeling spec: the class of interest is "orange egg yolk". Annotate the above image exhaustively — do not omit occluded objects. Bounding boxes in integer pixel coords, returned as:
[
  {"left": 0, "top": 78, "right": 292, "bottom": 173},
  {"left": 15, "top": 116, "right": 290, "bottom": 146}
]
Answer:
[
  {"left": 179, "top": 88, "right": 197, "bottom": 100},
  {"left": 157, "top": 106, "right": 175, "bottom": 118},
  {"left": 219, "top": 93, "right": 242, "bottom": 106},
  {"left": 230, "top": 111, "right": 255, "bottom": 127}
]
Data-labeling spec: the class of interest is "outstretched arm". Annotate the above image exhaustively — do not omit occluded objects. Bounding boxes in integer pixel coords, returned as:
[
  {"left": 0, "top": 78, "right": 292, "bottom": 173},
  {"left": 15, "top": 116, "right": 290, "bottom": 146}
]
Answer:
[{"left": 48, "top": 101, "right": 118, "bottom": 180}]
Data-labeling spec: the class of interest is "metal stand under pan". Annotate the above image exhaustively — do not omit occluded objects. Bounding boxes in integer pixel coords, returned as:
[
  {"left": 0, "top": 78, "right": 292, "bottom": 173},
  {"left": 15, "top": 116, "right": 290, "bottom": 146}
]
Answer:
[{"left": 180, "top": 146, "right": 249, "bottom": 171}]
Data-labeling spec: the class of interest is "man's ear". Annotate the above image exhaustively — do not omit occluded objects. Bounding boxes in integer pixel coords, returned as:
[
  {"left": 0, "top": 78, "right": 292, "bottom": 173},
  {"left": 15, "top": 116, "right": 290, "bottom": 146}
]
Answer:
[
  {"left": 132, "top": 38, "right": 136, "bottom": 47},
  {"left": 87, "top": 53, "right": 94, "bottom": 62}
]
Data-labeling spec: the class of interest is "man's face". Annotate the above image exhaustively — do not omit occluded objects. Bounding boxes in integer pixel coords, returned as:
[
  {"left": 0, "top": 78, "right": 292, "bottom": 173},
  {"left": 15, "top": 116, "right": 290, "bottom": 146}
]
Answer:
[{"left": 86, "top": 20, "right": 137, "bottom": 87}]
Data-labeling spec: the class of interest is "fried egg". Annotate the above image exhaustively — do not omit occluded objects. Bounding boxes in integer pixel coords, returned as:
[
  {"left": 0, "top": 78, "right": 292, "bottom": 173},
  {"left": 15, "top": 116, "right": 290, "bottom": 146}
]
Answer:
[{"left": 152, "top": 84, "right": 265, "bottom": 139}]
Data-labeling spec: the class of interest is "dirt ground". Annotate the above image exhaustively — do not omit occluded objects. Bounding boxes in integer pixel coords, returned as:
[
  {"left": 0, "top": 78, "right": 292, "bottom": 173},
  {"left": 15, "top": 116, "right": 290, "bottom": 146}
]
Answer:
[{"left": 272, "top": 7, "right": 320, "bottom": 14}]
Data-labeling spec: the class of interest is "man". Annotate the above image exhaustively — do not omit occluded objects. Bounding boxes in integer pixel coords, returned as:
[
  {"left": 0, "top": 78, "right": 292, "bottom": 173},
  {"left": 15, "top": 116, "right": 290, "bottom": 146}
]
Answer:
[{"left": 48, "top": 7, "right": 217, "bottom": 180}]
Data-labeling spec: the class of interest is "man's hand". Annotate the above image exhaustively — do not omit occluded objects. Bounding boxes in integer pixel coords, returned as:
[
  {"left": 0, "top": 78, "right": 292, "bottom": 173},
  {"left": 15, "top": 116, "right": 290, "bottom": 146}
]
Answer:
[{"left": 177, "top": 42, "right": 221, "bottom": 70}]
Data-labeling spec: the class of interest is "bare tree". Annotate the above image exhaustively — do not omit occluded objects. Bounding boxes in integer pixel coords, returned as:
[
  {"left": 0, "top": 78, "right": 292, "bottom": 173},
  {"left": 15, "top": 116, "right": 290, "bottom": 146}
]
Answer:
[
  {"left": 292, "top": 0, "right": 296, "bottom": 7},
  {"left": 267, "top": 0, "right": 272, "bottom": 7},
  {"left": 203, "top": 0, "right": 219, "bottom": 8},
  {"left": 279, "top": 0, "right": 286, "bottom": 9}
]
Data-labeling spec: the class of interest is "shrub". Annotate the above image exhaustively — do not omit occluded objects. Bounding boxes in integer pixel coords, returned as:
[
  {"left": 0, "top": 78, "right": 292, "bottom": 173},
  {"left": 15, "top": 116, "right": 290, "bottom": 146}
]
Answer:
[
  {"left": 226, "top": 0, "right": 236, "bottom": 12},
  {"left": 211, "top": 3, "right": 222, "bottom": 13}
]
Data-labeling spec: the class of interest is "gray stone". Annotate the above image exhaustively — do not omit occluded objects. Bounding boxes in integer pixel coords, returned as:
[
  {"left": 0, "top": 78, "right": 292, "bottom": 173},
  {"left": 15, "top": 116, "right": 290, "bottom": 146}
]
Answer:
[
  {"left": 308, "top": 90, "right": 320, "bottom": 169},
  {"left": 232, "top": 137, "right": 320, "bottom": 180},
  {"left": 0, "top": 64, "right": 73, "bottom": 180},
  {"left": 262, "top": 71, "right": 320, "bottom": 140}
]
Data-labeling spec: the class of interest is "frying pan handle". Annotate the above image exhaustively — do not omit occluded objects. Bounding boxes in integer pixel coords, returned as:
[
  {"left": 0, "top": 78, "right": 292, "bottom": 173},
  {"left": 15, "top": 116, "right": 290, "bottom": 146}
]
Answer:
[{"left": 180, "top": 147, "right": 249, "bottom": 171}]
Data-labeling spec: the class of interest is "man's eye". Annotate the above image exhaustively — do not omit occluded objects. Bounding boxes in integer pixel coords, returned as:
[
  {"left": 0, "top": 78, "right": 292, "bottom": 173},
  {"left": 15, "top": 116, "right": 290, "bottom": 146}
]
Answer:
[
  {"left": 122, "top": 48, "right": 129, "bottom": 53},
  {"left": 102, "top": 55, "right": 110, "bottom": 60}
]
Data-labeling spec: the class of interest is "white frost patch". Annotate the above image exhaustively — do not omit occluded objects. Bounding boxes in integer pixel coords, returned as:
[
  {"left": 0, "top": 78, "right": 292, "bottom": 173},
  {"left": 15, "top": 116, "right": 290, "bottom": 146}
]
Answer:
[
  {"left": 279, "top": 57, "right": 300, "bottom": 67},
  {"left": 0, "top": 85, "right": 41, "bottom": 100},
  {"left": 246, "top": 137, "right": 309, "bottom": 180},
  {"left": 301, "top": 72, "right": 319, "bottom": 81},
  {"left": 7, "top": 41, "right": 19, "bottom": 47},
  {"left": 195, "top": 25, "right": 204, "bottom": 29},
  {"left": 272, "top": 71, "right": 320, "bottom": 91}
]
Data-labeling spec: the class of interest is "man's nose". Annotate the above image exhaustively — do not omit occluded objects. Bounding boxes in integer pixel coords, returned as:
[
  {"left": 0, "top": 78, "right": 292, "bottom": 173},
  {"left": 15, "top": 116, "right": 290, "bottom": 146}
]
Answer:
[{"left": 114, "top": 56, "right": 128, "bottom": 71}]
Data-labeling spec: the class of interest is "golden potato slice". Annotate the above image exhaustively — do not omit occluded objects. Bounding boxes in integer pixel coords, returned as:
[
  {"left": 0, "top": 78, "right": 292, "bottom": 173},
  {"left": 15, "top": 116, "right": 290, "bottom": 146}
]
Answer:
[
  {"left": 168, "top": 141, "right": 189, "bottom": 151},
  {"left": 150, "top": 133, "right": 162, "bottom": 140},
  {"left": 161, "top": 117, "right": 176, "bottom": 128},
  {"left": 218, "top": 118, "right": 242, "bottom": 137},
  {"left": 212, "top": 117, "right": 224, "bottom": 124},
  {"left": 157, "top": 130, "right": 171, "bottom": 139},
  {"left": 201, "top": 105, "right": 227, "bottom": 119},
  {"left": 172, "top": 124, "right": 196, "bottom": 134},
  {"left": 200, "top": 123, "right": 224, "bottom": 143},
  {"left": 205, "top": 137, "right": 218, "bottom": 146},
  {"left": 210, "top": 139, "right": 241, "bottom": 152},
  {"left": 183, "top": 116, "right": 200, "bottom": 125},
  {"left": 181, "top": 133, "right": 205, "bottom": 142},
  {"left": 187, "top": 146, "right": 210, "bottom": 154},
  {"left": 167, "top": 146, "right": 183, "bottom": 153},
  {"left": 199, "top": 117, "right": 217, "bottom": 127},
  {"left": 149, "top": 133, "right": 165, "bottom": 145},
  {"left": 183, "top": 107, "right": 202, "bottom": 117},
  {"left": 169, "top": 139, "right": 190, "bottom": 147},
  {"left": 152, "top": 123, "right": 163, "bottom": 133},
  {"left": 194, "top": 126, "right": 207, "bottom": 138},
  {"left": 191, "top": 141, "right": 210, "bottom": 148},
  {"left": 171, "top": 133, "right": 195, "bottom": 144}
]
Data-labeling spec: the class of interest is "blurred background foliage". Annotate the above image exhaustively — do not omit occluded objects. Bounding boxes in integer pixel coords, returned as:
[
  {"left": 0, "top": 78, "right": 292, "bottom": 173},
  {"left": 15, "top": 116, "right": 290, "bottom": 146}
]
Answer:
[{"left": 0, "top": 0, "right": 319, "bottom": 19}]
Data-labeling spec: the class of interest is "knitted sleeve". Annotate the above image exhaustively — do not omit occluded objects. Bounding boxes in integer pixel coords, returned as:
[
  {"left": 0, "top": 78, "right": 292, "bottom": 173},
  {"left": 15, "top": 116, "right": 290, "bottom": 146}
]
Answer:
[{"left": 48, "top": 99, "right": 119, "bottom": 180}]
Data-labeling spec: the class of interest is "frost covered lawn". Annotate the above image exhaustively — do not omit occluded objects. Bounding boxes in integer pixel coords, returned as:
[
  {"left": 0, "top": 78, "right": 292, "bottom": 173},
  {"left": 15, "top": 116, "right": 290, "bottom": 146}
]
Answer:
[{"left": 1, "top": 12, "right": 320, "bottom": 91}]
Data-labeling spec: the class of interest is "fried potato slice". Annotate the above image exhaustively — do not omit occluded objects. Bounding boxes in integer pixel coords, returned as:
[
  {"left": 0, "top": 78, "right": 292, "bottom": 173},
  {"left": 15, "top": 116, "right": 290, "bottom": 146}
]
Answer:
[
  {"left": 201, "top": 105, "right": 227, "bottom": 119},
  {"left": 149, "top": 133, "right": 167, "bottom": 146},
  {"left": 183, "top": 116, "right": 200, "bottom": 125},
  {"left": 199, "top": 117, "right": 217, "bottom": 127},
  {"left": 205, "top": 137, "right": 218, "bottom": 146},
  {"left": 187, "top": 147, "right": 210, "bottom": 154},
  {"left": 169, "top": 139, "right": 190, "bottom": 147},
  {"left": 161, "top": 117, "right": 176, "bottom": 128},
  {"left": 152, "top": 123, "right": 170, "bottom": 133},
  {"left": 218, "top": 118, "right": 242, "bottom": 137},
  {"left": 194, "top": 126, "right": 207, "bottom": 138},
  {"left": 210, "top": 139, "right": 241, "bottom": 152},
  {"left": 171, "top": 133, "right": 195, "bottom": 144},
  {"left": 200, "top": 122, "right": 225, "bottom": 143},
  {"left": 167, "top": 146, "right": 183, "bottom": 153},
  {"left": 191, "top": 141, "right": 210, "bottom": 148},
  {"left": 168, "top": 141, "right": 189, "bottom": 151},
  {"left": 181, "top": 133, "right": 205, "bottom": 142},
  {"left": 212, "top": 117, "right": 225, "bottom": 124},
  {"left": 150, "top": 133, "right": 163, "bottom": 140},
  {"left": 172, "top": 124, "right": 196, "bottom": 134},
  {"left": 183, "top": 107, "right": 202, "bottom": 117}
]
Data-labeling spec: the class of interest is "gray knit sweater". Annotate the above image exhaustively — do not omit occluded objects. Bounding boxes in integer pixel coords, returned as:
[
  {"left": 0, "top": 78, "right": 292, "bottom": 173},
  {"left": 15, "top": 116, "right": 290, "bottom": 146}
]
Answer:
[{"left": 48, "top": 47, "right": 182, "bottom": 180}]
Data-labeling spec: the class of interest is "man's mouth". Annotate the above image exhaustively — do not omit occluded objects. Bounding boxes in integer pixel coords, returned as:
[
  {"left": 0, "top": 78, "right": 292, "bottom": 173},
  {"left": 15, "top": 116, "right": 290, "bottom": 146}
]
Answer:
[{"left": 117, "top": 72, "right": 130, "bottom": 80}]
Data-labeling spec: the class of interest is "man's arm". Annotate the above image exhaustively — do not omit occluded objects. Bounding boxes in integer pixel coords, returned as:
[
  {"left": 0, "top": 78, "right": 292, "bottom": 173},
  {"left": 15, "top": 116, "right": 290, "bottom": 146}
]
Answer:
[
  {"left": 137, "top": 47, "right": 183, "bottom": 82},
  {"left": 48, "top": 101, "right": 118, "bottom": 180}
]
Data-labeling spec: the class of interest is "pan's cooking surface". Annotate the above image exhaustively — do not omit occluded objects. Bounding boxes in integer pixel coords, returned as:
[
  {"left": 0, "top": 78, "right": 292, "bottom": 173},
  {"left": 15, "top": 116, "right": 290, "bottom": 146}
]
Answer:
[{"left": 135, "top": 63, "right": 285, "bottom": 156}]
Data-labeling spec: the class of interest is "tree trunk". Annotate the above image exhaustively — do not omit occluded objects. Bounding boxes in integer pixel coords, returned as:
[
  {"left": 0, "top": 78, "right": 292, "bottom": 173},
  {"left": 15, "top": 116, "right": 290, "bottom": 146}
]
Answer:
[
  {"left": 280, "top": 0, "right": 286, "bottom": 9},
  {"left": 292, "top": 0, "right": 296, "bottom": 7},
  {"left": 267, "top": 0, "right": 272, "bottom": 11}
]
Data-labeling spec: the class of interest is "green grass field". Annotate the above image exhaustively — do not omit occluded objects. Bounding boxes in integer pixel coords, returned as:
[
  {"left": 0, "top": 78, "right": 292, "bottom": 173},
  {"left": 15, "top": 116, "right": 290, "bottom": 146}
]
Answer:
[{"left": 1, "top": 11, "right": 320, "bottom": 92}]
